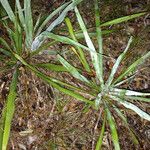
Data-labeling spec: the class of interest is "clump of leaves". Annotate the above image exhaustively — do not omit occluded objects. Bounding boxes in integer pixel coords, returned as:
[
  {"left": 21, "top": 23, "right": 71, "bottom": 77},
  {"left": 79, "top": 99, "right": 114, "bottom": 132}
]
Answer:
[
  {"left": 0, "top": 0, "right": 149, "bottom": 149},
  {"left": 0, "top": 0, "right": 84, "bottom": 149}
]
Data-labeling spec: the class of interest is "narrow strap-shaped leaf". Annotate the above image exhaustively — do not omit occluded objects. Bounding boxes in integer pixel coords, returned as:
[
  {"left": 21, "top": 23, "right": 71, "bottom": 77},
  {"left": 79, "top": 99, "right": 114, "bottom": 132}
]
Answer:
[
  {"left": 95, "top": 113, "right": 106, "bottom": 150},
  {"left": 31, "top": 0, "right": 82, "bottom": 51},
  {"left": 0, "top": 69, "right": 18, "bottom": 150},
  {"left": 113, "top": 106, "right": 139, "bottom": 145},
  {"left": 14, "top": 53, "right": 83, "bottom": 91},
  {"left": 58, "top": 55, "right": 90, "bottom": 84},
  {"left": 105, "top": 36, "right": 133, "bottom": 88},
  {"left": 73, "top": 3, "right": 101, "bottom": 81},
  {"left": 13, "top": 19, "right": 22, "bottom": 54},
  {"left": 95, "top": 93, "right": 102, "bottom": 109},
  {"left": 113, "top": 51, "right": 150, "bottom": 84},
  {"left": 14, "top": 53, "right": 97, "bottom": 98},
  {"left": 125, "top": 96, "right": 150, "bottom": 102},
  {"left": 75, "top": 30, "right": 114, "bottom": 39},
  {"left": 42, "top": 32, "right": 93, "bottom": 52},
  {"left": 33, "top": 14, "right": 42, "bottom": 32},
  {"left": 0, "top": 0, "right": 15, "bottom": 22},
  {"left": 0, "top": 48, "right": 11, "bottom": 56},
  {"left": 95, "top": 0, "right": 104, "bottom": 87},
  {"left": 65, "top": 17, "right": 91, "bottom": 72},
  {"left": 46, "top": 0, "right": 82, "bottom": 32},
  {"left": 37, "top": 71, "right": 94, "bottom": 105},
  {"left": 35, "top": 63, "right": 68, "bottom": 72},
  {"left": 36, "top": 2, "right": 70, "bottom": 36},
  {"left": 114, "top": 73, "right": 136, "bottom": 87},
  {"left": 3, "top": 23, "right": 16, "bottom": 49},
  {"left": 42, "top": 32, "right": 108, "bottom": 59},
  {"left": 109, "top": 95, "right": 150, "bottom": 121},
  {"left": 105, "top": 104, "right": 120, "bottom": 150},
  {"left": 16, "top": 0, "right": 26, "bottom": 28},
  {"left": 24, "top": 0, "right": 33, "bottom": 48},
  {"left": 30, "top": 41, "right": 57, "bottom": 57},
  {"left": 110, "top": 88, "right": 150, "bottom": 96},
  {"left": 100, "top": 12, "right": 146, "bottom": 27},
  {"left": 0, "top": 37, "right": 12, "bottom": 51}
]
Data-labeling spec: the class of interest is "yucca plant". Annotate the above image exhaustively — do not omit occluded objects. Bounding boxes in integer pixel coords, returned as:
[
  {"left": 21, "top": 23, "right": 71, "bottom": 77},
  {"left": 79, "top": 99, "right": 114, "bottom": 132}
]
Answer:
[
  {"left": 0, "top": 0, "right": 149, "bottom": 149},
  {"left": 33, "top": 0, "right": 149, "bottom": 149},
  {"left": 0, "top": 0, "right": 86, "bottom": 149}
]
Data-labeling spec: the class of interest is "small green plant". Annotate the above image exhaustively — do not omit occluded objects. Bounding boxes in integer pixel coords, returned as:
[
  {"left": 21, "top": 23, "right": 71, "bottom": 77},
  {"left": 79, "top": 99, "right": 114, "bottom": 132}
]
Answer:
[
  {"left": 0, "top": 0, "right": 83, "bottom": 149},
  {"left": 0, "top": 0, "right": 149, "bottom": 149},
  {"left": 36, "top": 0, "right": 149, "bottom": 149}
]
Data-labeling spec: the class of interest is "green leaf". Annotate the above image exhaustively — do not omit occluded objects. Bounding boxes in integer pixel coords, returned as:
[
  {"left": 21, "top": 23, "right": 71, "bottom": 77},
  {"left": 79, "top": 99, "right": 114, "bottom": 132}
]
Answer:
[
  {"left": 24, "top": 0, "right": 33, "bottom": 48},
  {"left": 16, "top": 0, "right": 25, "bottom": 28},
  {"left": 42, "top": 32, "right": 92, "bottom": 52},
  {"left": 46, "top": 0, "right": 82, "bottom": 32},
  {"left": 0, "top": 48, "right": 11, "bottom": 56},
  {"left": 30, "top": 41, "right": 57, "bottom": 57},
  {"left": 114, "top": 73, "right": 136, "bottom": 87},
  {"left": 109, "top": 95, "right": 150, "bottom": 121},
  {"left": 65, "top": 17, "right": 91, "bottom": 72},
  {"left": 33, "top": 14, "right": 42, "bottom": 32},
  {"left": 105, "top": 104, "right": 120, "bottom": 150},
  {"left": 0, "top": 37, "right": 12, "bottom": 51},
  {"left": 73, "top": 3, "right": 101, "bottom": 81},
  {"left": 35, "top": 63, "right": 68, "bottom": 72},
  {"left": 100, "top": 12, "right": 146, "bottom": 27},
  {"left": 113, "top": 106, "right": 139, "bottom": 145},
  {"left": 110, "top": 88, "right": 150, "bottom": 96},
  {"left": 58, "top": 55, "right": 90, "bottom": 84},
  {"left": 0, "top": 69, "right": 18, "bottom": 150},
  {"left": 14, "top": 53, "right": 96, "bottom": 101},
  {"left": 105, "top": 36, "right": 133, "bottom": 88},
  {"left": 31, "top": 0, "right": 83, "bottom": 51},
  {"left": 35, "top": 32, "right": 108, "bottom": 59},
  {"left": 95, "top": 0, "right": 104, "bottom": 87},
  {"left": 75, "top": 30, "right": 114, "bottom": 39},
  {"left": 13, "top": 19, "right": 23, "bottom": 54},
  {"left": 36, "top": 2, "right": 70, "bottom": 36},
  {"left": 125, "top": 96, "right": 150, "bottom": 102},
  {"left": 37, "top": 72, "right": 94, "bottom": 105},
  {"left": 113, "top": 51, "right": 150, "bottom": 84},
  {"left": 95, "top": 113, "right": 106, "bottom": 150},
  {"left": 0, "top": 0, "right": 15, "bottom": 22},
  {"left": 95, "top": 93, "right": 102, "bottom": 109}
]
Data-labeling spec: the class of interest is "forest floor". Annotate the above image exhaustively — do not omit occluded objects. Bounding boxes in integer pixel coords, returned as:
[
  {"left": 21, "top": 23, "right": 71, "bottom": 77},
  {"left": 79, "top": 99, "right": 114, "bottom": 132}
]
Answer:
[{"left": 0, "top": 0, "right": 150, "bottom": 149}]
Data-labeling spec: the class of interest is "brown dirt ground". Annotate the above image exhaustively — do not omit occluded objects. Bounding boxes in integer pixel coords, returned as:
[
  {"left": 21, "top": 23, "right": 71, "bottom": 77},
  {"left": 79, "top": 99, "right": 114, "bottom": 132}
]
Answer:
[{"left": 0, "top": 0, "right": 150, "bottom": 149}]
